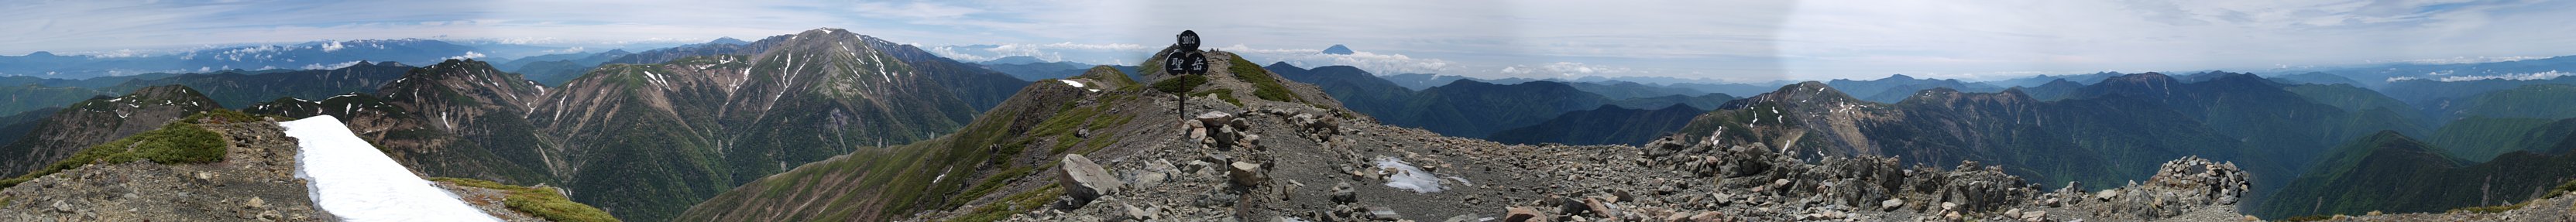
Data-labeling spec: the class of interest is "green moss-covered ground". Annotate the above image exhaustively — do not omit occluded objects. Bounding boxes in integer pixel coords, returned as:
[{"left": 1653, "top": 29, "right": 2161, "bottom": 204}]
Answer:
[{"left": 432, "top": 177, "right": 622, "bottom": 222}]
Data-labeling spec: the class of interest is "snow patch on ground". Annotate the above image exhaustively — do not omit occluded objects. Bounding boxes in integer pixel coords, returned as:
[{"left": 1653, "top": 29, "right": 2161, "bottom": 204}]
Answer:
[
  {"left": 1375, "top": 156, "right": 1444, "bottom": 193},
  {"left": 285, "top": 116, "right": 502, "bottom": 221},
  {"left": 1056, "top": 79, "right": 1100, "bottom": 92}
]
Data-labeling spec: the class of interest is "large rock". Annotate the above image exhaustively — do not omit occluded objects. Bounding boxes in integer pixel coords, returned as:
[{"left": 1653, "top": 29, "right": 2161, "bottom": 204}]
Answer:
[
  {"left": 1060, "top": 154, "right": 1125, "bottom": 207},
  {"left": 1229, "top": 161, "right": 1269, "bottom": 187},
  {"left": 1504, "top": 207, "right": 1547, "bottom": 222},
  {"left": 2080, "top": 156, "right": 2250, "bottom": 220}
]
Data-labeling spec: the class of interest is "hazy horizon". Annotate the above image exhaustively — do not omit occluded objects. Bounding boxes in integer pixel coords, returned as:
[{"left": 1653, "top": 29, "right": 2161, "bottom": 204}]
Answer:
[{"left": 7, "top": 0, "right": 2573, "bottom": 82}]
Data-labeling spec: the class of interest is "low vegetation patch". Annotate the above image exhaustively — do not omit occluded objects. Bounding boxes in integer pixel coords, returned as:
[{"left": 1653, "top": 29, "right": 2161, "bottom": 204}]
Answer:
[
  {"left": 2446, "top": 179, "right": 2576, "bottom": 213},
  {"left": 1225, "top": 56, "right": 1299, "bottom": 102},
  {"left": 949, "top": 185, "right": 1062, "bottom": 222},
  {"left": 431, "top": 177, "right": 621, "bottom": 222},
  {"left": 950, "top": 166, "right": 1035, "bottom": 208},
  {"left": 183, "top": 108, "right": 264, "bottom": 124},
  {"left": 2, "top": 121, "right": 224, "bottom": 187},
  {"left": 1151, "top": 74, "right": 1207, "bottom": 94},
  {"left": 1192, "top": 89, "right": 1242, "bottom": 107}
]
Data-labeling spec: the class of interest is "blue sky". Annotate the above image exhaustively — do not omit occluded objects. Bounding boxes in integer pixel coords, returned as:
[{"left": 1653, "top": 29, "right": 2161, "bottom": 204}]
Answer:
[{"left": 5, "top": 0, "right": 2574, "bottom": 81}]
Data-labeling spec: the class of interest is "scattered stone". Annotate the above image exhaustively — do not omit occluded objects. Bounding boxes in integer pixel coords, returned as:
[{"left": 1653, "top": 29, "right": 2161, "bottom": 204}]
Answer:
[
  {"left": 1442, "top": 213, "right": 1478, "bottom": 222},
  {"left": 1331, "top": 182, "right": 1358, "bottom": 203},
  {"left": 1366, "top": 207, "right": 1402, "bottom": 220},
  {"left": 1121, "top": 203, "right": 1155, "bottom": 220},
  {"left": 1688, "top": 211, "right": 1725, "bottom": 222},
  {"left": 51, "top": 200, "right": 74, "bottom": 213},
  {"left": 1583, "top": 197, "right": 1621, "bottom": 218}
]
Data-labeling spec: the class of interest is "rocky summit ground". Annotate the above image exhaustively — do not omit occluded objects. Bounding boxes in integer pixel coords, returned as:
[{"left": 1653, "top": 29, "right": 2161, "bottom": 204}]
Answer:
[
  {"left": 873, "top": 52, "right": 2269, "bottom": 222},
  {"left": 0, "top": 118, "right": 328, "bottom": 221}
]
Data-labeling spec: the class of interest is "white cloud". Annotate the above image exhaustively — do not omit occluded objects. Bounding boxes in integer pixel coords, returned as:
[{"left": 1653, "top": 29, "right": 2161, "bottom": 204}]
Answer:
[
  {"left": 538, "top": 46, "right": 586, "bottom": 54},
  {"left": 2385, "top": 56, "right": 2552, "bottom": 65},
  {"left": 302, "top": 60, "right": 368, "bottom": 70},
  {"left": 926, "top": 42, "right": 1156, "bottom": 63},
  {"left": 2387, "top": 70, "right": 2569, "bottom": 82},
  {"left": 1499, "top": 62, "right": 1632, "bottom": 77},
  {"left": 320, "top": 40, "right": 347, "bottom": 52},
  {"left": 1214, "top": 44, "right": 1455, "bottom": 74},
  {"left": 1265, "top": 51, "right": 1455, "bottom": 75},
  {"left": 1773, "top": 0, "right": 2576, "bottom": 80},
  {"left": 443, "top": 51, "right": 486, "bottom": 60},
  {"left": 850, "top": 2, "right": 982, "bottom": 19}
]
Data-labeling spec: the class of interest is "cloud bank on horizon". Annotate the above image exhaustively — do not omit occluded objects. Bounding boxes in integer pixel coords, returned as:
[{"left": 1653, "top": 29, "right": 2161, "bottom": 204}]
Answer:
[{"left": 4, "top": 0, "right": 2571, "bottom": 81}]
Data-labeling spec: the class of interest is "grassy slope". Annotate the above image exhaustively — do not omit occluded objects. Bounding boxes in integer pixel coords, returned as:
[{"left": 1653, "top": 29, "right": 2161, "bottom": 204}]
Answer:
[
  {"left": 677, "top": 67, "right": 1142, "bottom": 221},
  {"left": 431, "top": 177, "right": 621, "bottom": 222},
  {"left": 2258, "top": 130, "right": 2576, "bottom": 218},
  {"left": 2427, "top": 117, "right": 2563, "bottom": 162},
  {"left": 1, "top": 120, "right": 225, "bottom": 187}
]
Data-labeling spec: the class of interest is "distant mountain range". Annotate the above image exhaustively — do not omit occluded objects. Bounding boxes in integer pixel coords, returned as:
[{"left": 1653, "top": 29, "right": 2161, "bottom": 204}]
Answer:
[
  {"left": 3, "top": 30, "right": 2576, "bottom": 221},
  {"left": 241, "top": 29, "right": 1026, "bottom": 221},
  {"left": 977, "top": 56, "right": 1097, "bottom": 81},
  {"left": 1824, "top": 74, "right": 2005, "bottom": 103},
  {"left": 1265, "top": 63, "right": 1735, "bottom": 142},
  {"left": 496, "top": 49, "right": 634, "bottom": 86},
  {"left": 0, "top": 39, "right": 484, "bottom": 78},
  {"left": 1487, "top": 104, "right": 1706, "bottom": 145}
]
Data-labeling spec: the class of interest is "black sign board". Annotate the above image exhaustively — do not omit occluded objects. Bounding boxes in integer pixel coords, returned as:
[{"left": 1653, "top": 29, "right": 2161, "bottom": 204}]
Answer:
[
  {"left": 1176, "top": 30, "right": 1200, "bottom": 50},
  {"left": 1165, "top": 30, "right": 1208, "bottom": 75}
]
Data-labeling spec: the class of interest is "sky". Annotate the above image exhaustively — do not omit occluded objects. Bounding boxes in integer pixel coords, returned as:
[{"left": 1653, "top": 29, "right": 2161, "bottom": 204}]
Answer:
[{"left": 4, "top": 0, "right": 2574, "bottom": 81}]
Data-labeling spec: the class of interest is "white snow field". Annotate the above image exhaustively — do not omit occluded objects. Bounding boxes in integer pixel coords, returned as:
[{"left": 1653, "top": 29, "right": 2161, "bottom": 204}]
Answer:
[
  {"left": 283, "top": 116, "right": 502, "bottom": 221},
  {"left": 1375, "top": 156, "right": 1445, "bottom": 193}
]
